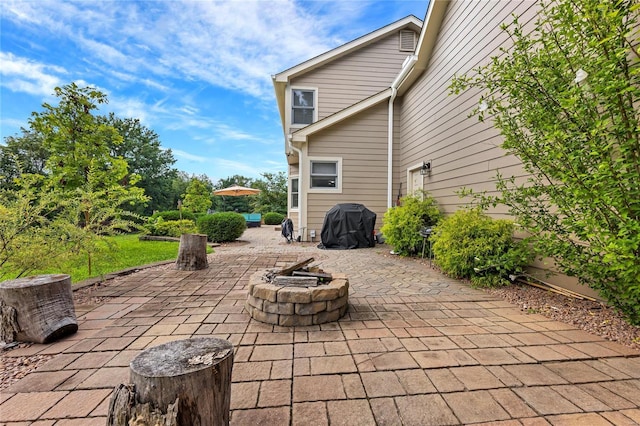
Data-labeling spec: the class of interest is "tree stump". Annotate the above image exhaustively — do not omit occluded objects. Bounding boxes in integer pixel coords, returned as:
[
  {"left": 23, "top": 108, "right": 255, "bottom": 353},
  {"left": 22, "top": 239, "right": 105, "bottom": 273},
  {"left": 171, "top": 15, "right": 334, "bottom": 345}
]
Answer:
[
  {"left": 0, "top": 274, "right": 77, "bottom": 344},
  {"left": 175, "top": 233, "right": 209, "bottom": 271},
  {"left": 107, "top": 337, "right": 234, "bottom": 426}
]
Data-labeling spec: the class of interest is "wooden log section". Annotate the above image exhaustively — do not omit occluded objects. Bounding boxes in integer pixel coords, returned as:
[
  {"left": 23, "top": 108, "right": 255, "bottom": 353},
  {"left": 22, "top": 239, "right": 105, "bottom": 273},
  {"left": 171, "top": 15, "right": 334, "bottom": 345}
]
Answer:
[
  {"left": 273, "top": 276, "right": 319, "bottom": 287},
  {"left": 0, "top": 274, "right": 77, "bottom": 344},
  {"left": 175, "top": 233, "right": 209, "bottom": 271},
  {"left": 107, "top": 337, "right": 234, "bottom": 426}
]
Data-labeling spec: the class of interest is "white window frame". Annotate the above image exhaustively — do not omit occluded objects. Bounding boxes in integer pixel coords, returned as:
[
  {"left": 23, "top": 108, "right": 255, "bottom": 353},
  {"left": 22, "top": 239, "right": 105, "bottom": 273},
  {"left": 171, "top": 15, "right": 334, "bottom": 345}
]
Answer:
[
  {"left": 308, "top": 156, "right": 342, "bottom": 193},
  {"left": 290, "top": 176, "right": 299, "bottom": 210},
  {"left": 289, "top": 86, "right": 318, "bottom": 129}
]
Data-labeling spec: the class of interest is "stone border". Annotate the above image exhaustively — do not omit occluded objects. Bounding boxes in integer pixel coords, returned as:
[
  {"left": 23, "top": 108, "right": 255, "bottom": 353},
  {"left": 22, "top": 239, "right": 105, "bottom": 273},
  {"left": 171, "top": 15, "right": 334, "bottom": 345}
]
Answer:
[{"left": 245, "top": 271, "right": 349, "bottom": 326}]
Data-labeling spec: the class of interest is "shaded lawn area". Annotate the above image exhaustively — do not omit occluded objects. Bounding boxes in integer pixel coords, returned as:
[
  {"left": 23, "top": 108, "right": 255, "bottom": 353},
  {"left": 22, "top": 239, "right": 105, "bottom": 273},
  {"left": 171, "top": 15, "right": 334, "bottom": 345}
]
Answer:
[{"left": 3, "top": 234, "right": 212, "bottom": 284}]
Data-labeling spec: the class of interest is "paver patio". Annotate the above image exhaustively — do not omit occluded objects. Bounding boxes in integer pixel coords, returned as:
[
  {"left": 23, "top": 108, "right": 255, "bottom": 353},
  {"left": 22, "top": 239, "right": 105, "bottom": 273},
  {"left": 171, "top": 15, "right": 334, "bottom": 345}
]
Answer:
[{"left": 1, "top": 226, "right": 639, "bottom": 425}]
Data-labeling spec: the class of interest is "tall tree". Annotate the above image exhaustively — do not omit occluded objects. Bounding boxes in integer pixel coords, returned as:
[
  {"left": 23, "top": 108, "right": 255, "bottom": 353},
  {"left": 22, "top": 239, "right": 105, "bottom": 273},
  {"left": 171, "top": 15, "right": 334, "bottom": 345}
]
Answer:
[
  {"left": 29, "top": 83, "right": 129, "bottom": 191},
  {"left": 451, "top": 0, "right": 640, "bottom": 324},
  {"left": 251, "top": 171, "right": 287, "bottom": 214},
  {"left": 99, "top": 114, "right": 178, "bottom": 214},
  {"left": 25, "top": 83, "right": 147, "bottom": 274}
]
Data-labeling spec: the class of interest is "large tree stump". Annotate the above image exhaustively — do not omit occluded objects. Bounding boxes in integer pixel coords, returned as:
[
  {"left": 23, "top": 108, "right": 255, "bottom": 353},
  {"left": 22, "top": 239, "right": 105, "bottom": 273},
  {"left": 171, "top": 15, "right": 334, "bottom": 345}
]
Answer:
[
  {"left": 107, "top": 337, "right": 234, "bottom": 426},
  {"left": 175, "top": 233, "right": 209, "bottom": 270},
  {"left": 0, "top": 274, "right": 77, "bottom": 344}
]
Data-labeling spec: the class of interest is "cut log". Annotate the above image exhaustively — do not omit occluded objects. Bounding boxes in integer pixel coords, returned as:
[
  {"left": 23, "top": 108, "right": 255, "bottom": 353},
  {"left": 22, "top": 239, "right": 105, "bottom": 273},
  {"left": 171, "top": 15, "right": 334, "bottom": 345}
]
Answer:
[
  {"left": 276, "top": 257, "right": 315, "bottom": 276},
  {"left": 0, "top": 274, "right": 77, "bottom": 344},
  {"left": 292, "top": 271, "right": 333, "bottom": 282},
  {"left": 175, "top": 233, "right": 209, "bottom": 271},
  {"left": 107, "top": 337, "right": 234, "bottom": 426},
  {"left": 272, "top": 276, "right": 319, "bottom": 287}
]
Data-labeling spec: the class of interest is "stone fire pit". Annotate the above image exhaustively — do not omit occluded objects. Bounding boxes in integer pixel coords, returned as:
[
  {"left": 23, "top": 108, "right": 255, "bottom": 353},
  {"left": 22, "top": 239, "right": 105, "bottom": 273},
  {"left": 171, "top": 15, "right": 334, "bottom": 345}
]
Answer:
[{"left": 245, "top": 269, "right": 349, "bottom": 326}]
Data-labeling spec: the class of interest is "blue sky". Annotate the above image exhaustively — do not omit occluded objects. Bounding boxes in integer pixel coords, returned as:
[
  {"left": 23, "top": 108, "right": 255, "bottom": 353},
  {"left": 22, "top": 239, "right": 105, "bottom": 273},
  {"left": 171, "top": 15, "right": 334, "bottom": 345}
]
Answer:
[{"left": 1, "top": 0, "right": 427, "bottom": 183}]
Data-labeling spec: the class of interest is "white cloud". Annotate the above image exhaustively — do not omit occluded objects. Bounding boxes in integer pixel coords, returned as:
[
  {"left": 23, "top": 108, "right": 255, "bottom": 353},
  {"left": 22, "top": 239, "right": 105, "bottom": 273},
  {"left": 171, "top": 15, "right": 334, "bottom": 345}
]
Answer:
[
  {"left": 0, "top": 52, "right": 64, "bottom": 97},
  {"left": 172, "top": 149, "right": 209, "bottom": 163},
  {"left": 2, "top": 0, "right": 368, "bottom": 100}
]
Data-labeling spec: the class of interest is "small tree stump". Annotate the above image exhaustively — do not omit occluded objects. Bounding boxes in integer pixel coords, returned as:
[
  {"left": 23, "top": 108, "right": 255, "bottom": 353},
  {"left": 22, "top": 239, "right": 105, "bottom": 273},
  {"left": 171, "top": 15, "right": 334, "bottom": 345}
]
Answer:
[
  {"left": 175, "top": 233, "right": 209, "bottom": 270},
  {"left": 107, "top": 337, "right": 234, "bottom": 426},
  {"left": 0, "top": 274, "right": 77, "bottom": 344}
]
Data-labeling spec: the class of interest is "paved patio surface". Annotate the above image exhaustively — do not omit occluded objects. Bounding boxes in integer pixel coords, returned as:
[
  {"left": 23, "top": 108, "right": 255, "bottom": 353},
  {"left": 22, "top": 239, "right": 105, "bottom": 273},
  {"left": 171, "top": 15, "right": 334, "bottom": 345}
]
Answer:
[{"left": 1, "top": 226, "right": 639, "bottom": 425}]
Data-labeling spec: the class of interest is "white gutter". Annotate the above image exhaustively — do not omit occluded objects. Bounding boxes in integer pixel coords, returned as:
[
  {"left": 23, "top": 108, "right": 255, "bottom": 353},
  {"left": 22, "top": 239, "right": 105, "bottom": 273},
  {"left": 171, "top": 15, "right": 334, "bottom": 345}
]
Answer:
[
  {"left": 388, "top": 54, "right": 418, "bottom": 208},
  {"left": 288, "top": 135, "right": 305, "bottom": 240}
]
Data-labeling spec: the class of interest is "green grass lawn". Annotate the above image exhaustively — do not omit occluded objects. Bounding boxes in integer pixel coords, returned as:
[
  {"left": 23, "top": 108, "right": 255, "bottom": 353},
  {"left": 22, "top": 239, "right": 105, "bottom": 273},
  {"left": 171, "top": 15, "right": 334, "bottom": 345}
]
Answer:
[{"left": 4, "top": 234, "right": 212, "bottom": 284}]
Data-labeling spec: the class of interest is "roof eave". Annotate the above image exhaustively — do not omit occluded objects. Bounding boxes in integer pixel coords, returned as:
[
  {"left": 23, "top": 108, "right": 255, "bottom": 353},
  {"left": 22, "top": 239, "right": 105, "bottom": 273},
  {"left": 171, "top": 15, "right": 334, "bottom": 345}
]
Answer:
[
  {"left": 274, "top": 15, "right": 423, "bottom": 84},
  {"left": 397, "top": 0, "right": 450, "bottom": 95}
]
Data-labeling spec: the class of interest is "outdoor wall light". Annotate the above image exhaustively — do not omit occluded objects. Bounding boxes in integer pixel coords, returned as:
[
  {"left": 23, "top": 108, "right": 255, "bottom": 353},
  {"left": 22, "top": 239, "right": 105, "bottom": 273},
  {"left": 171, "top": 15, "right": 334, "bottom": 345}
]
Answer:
[{"left": 420, "top": 161, "right": 431, "bottom": 175}]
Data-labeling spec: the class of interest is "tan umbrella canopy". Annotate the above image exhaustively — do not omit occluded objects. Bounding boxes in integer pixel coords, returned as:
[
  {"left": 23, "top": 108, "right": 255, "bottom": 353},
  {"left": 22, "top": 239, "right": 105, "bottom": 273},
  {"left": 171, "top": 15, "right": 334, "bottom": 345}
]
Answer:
[{"left": 213, "top": 184, "right": 261, "bottom": 196}]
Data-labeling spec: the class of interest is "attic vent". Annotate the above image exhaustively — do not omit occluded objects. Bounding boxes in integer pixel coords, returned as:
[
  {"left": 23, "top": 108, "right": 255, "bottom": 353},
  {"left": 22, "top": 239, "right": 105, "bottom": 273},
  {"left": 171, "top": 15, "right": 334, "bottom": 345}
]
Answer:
[{"left": 399, "top": 30, "right": 416, "bottom": 52}]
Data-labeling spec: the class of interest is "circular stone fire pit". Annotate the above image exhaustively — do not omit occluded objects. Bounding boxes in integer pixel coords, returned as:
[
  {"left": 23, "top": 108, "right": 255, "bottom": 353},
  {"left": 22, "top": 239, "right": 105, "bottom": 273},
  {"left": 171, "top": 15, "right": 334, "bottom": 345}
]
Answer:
[{"left": 245, "top": 271, "right": 349, "bottom": 326}]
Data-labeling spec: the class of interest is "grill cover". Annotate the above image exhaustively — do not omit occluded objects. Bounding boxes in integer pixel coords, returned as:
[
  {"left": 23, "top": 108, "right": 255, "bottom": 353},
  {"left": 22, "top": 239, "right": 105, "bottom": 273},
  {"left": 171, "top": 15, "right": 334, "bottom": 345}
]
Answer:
[{"left": 318, "top": 203, "right": 376, "bottom": 249}]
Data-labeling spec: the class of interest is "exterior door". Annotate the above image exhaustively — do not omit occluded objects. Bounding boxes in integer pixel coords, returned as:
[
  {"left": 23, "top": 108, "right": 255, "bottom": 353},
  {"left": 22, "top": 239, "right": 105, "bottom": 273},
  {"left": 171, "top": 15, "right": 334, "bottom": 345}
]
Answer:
[{"left": 409, "top": 169, "right": 423, "bottom": 196}]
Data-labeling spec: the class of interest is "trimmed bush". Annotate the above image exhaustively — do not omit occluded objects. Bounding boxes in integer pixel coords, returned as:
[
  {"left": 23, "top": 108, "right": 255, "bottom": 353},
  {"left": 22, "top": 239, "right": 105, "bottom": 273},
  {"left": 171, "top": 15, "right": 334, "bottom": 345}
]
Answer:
[
  {"left": 431, "top": 208, "right": 531, "bottom": 287},
  {"left": 381, "top": 191, "right": 441, "bottom": 256},
  {"left": 264, "top": 212, "right": 285, "bottom": 225},
  {"left": 145, "top": 217, "right": 198, "bottom": 237},
  {"left": 197, "top": 212, "right": 247, "bottom": 242},
  {"left": 150, "top": 210, "right": 196, "bottom": 223}
]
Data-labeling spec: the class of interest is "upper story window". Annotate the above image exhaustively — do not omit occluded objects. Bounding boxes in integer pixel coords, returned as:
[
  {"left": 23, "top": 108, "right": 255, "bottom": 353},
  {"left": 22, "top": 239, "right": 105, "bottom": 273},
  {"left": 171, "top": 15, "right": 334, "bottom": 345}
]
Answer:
[
  {"left": 292, "top": 89, "right": 315, "bottom": 125},
  {"left": 310, "top": 161, "right": 337, "bottom": 188}
]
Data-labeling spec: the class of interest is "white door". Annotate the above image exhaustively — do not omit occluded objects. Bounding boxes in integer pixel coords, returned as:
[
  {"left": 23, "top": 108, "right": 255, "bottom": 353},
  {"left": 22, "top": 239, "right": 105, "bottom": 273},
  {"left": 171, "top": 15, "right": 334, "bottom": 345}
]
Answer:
[{"left": 409, "top": 169, "right": 423, "bottom": 196}]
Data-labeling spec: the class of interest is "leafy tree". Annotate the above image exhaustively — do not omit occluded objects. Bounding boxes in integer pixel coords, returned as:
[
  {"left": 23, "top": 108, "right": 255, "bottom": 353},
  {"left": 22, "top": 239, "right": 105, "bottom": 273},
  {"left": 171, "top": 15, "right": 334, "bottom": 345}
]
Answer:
[
  {"left": 182, "top": 177, "right": 213, "bottom": 213},
  {"left": 99, "top": 114, "right": 178, "bottom": 214},
  {"left": 62, "top": 165, "right": 147, "bottom": 275},
  {"left": 211, "top": 175, "right": 254, "bottom": 213},
  {"left": 19, "top": 83, "right": 148, "bottom": 275},
  {"left": 0, "top": 130, "right": 49, "bottom": 190},
  {"left": 450, "top": 0, "right": 640, "bottom": 323},
  {"left": 0, "top": 175, "right": 74, "bottom": 279},
  {"left": 29, "top": 83, "right": 129, "bottom": 191},
  {"left": 251, "top": 171, "right": 287, "bottom": 214}
]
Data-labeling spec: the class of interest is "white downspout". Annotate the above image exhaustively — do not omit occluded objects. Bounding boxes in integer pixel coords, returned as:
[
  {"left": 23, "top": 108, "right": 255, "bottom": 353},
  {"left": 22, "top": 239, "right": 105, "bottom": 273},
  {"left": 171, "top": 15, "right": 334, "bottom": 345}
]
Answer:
[
  {"left": 388, "top": 55, "right": 418, "bottom": 208},
  {"left": 288, "top": 136, "right": 305, "bottom": 241}
]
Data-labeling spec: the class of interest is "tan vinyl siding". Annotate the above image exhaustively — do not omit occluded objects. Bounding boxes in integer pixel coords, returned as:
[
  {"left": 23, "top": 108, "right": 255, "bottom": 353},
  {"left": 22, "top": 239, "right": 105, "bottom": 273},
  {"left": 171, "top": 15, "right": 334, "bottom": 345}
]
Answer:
[
  {"left": 398, "top": 1, "right": 537, "bottom": 214},
  {"left": 292, "top": 32, "right": 414, "bottom": 120},
  {"left": 398, "top": 1, "right": 596, "bottom": 295},
  {"left": 305, "top": 102, "right": 389, "bottom": 235}
]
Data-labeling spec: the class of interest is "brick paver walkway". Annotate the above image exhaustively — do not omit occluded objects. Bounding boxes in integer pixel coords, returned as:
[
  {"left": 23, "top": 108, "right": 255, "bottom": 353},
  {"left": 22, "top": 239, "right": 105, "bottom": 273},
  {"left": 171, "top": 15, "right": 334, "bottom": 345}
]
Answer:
[{"left": 1, "top": 226, "right": 639, "bottom": 425}]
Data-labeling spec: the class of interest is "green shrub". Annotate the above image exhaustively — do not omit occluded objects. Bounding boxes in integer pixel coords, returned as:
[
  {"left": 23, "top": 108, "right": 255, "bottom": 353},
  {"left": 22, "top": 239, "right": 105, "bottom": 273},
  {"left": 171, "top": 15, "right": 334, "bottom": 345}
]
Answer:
[
  {"left": 150, "top": 210, "right": 196, "bottom": 223},
  {"left": 381, "top": 191, "right": 441, "bottom": 256},
  {"left": 197, "top": 212, "right": 247, "bottom": 242},
  {"left": 264, "top": 212, "right": 285, "bottom": 225},
  {"left": 149, "top": 219, "right": 198, "bottom": 237},
  {"left": 431, "top": 208, "right": 531, "bottom": 287}
]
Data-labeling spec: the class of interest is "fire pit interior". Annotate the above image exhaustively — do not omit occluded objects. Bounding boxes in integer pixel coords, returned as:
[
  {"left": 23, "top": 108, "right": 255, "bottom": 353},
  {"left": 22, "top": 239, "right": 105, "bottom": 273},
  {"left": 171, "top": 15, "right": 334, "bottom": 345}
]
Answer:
[{"left": 245, "top": 258, "right": 349, "bottom": 326}]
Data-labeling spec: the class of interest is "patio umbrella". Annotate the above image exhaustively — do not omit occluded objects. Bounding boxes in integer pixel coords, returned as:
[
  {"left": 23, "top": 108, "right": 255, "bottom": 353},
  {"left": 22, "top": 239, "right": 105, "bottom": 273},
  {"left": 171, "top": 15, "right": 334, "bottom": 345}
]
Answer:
[{"left": 213, "top": 184, "right": 261, "bottom": 196}]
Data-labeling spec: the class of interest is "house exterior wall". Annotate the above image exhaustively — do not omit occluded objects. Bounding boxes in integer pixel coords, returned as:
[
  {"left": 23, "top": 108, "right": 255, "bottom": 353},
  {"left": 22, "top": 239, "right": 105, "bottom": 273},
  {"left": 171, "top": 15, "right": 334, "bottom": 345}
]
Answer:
[
  {"left": 305, "top": 102, "right": 389, "bottom": 236},
  {"left": 290, "top": 31, "right": 416, "bottom": 121},
  {"left": 396, "top": 0, "right": 598, "bottom": 298}
]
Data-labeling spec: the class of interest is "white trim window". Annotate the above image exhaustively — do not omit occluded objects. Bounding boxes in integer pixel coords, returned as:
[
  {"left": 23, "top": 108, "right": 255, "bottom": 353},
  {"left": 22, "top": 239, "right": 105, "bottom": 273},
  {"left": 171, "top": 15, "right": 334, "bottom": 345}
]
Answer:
[
  {"left": 290, "top": 177, "right": 299, "bottom": 209},
  {"left": 291, "top": 88, "right": 315, "bottom": 125},
  {"left": 309, "top": 157, "right": 342, "bottom": 192}
]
